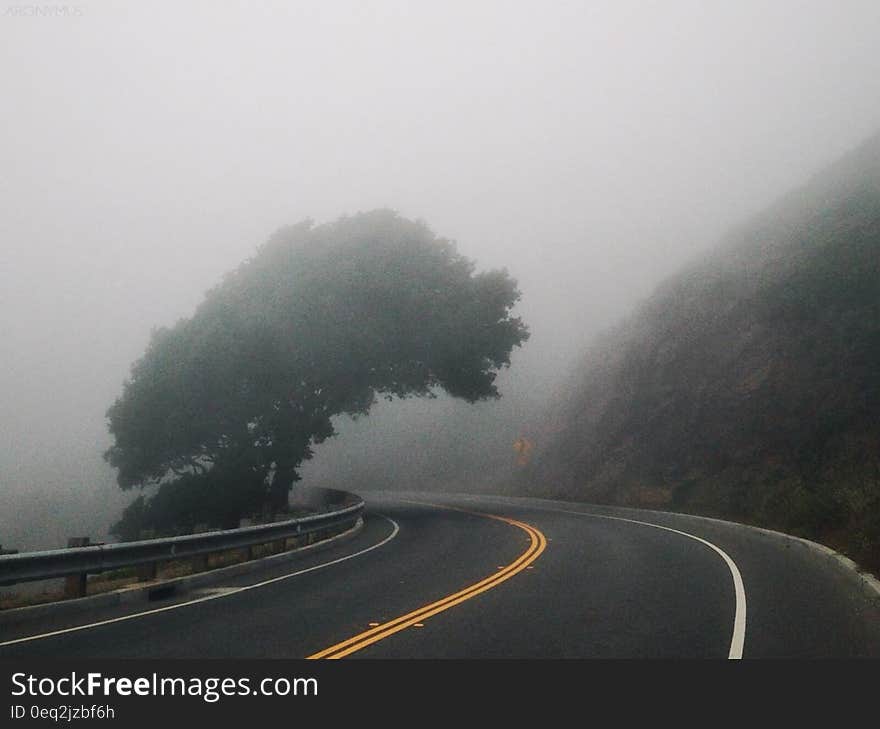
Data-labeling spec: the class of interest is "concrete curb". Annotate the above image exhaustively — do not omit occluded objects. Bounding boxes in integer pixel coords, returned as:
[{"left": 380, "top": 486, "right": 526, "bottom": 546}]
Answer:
[
  {"left": 692, "top": 514, "right": 880, "bottom": 603},
  {"left": 573, "top": 498, "right": 880, "bottom": 603},
  {"left": 0, "top": 516, "right": 363, "bottom": 628},
  {"left": 535, "top": 497, "right": 880, "bottom": 603},
  {"left": 378, "top": 490, "right": 880, "bottom": 604},
  {"left": 532, "top": 495, "right": 880, "bottom": 603}
]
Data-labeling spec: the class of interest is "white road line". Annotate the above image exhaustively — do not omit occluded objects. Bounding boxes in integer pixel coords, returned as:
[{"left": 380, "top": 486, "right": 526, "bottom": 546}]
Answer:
[
  {"left": 379, "top": 494, "right": 747, "bottom": 659},
  {"left": 529, "top": 505, "right": 747, "bottom": 659},
  {"left": 0, "top": 515, "right": 400, "bottom": 648}
]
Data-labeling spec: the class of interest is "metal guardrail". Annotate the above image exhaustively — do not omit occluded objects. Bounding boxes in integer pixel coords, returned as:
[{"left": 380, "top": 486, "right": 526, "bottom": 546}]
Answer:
[{"left": 0, "top": 489, "right": 364, "bottom": 589}]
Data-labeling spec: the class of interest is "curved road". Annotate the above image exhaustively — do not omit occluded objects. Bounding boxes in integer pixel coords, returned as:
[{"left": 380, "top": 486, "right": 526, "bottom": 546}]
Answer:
[{"left": 1, "top": 492, "right": 879, "bottom": 658}]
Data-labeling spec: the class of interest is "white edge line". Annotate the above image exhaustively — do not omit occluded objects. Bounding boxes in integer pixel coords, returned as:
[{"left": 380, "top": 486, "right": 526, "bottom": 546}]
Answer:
[
  {"left": 391, "top": 495, "right": 746, "bottom": 659},
  {"left": 0, "top": 515, "right": 400, "bottom": 648},
  {"left": 543, "top": 506, "right": 747, "bottom": 659}
]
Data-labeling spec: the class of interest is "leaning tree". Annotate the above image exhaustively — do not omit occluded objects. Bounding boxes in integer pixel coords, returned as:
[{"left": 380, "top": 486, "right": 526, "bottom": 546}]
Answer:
[{"left": 106, "top": 210, "right": 528, "bottom": 534}]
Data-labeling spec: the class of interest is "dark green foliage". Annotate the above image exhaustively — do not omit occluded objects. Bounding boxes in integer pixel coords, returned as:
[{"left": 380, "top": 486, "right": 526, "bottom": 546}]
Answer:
[
  {"left": 528, "top": 132, "right": 880, "bottom": 569},
  {"left": 107, "top": 211, "right": 527, "bottom": 536},
  {"left": 111, "top": 469, "right": 268, "bottom": 540}
]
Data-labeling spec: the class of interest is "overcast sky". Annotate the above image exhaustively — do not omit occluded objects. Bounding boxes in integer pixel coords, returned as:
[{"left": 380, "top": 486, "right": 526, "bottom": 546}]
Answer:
[{"left": 3, "top": 1, "right": 880, "bottom": 548}]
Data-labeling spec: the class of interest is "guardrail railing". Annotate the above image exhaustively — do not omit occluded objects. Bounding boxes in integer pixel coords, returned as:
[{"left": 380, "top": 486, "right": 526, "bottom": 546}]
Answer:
[{"left": 0, "top": 488, "right": 364, "bottom": 600}]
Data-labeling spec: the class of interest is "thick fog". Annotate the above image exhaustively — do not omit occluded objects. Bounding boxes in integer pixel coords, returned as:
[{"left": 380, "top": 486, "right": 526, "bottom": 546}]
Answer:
[{"left": 2, "top": 1, "right": 880, "bottom": 550}]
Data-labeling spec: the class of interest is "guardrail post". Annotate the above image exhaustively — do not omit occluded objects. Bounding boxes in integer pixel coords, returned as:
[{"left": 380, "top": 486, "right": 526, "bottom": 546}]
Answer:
[
  {"left": 192, "top": 524, "right": 210, "bottom": 571},
  {"left": 0, "top": 545, "right": 18, "bottom": 585},
  {"left": 64, "top": 537, "right": 90, "bottom": 599},
  {"left": 0, "top": 490, "right": 364, "bottom": 598},
  {"left": 134, "top": 529, "right": 158, "bottom": 581}
]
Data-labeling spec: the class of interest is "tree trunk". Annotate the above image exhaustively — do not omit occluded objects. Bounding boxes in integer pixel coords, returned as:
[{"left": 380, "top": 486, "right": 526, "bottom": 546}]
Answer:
[{"left": 269, "top": 464, "right": 296, "bottom": 513}]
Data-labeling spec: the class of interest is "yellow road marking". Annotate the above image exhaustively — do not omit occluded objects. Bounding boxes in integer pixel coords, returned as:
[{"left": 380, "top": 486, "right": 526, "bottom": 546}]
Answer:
[{"left": 308, "top": 510, "right": 546, "bottom": 659}]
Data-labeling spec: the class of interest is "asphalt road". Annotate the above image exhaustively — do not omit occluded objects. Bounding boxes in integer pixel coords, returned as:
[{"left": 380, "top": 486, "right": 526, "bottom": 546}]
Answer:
[{"left": 2, "top": 492, "right": 879, "bottom": 658}]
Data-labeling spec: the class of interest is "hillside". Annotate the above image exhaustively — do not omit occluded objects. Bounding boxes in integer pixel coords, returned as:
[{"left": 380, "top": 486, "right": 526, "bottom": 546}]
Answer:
[{"left": 522, "top": 132, "right": 880, "bottom": 569}]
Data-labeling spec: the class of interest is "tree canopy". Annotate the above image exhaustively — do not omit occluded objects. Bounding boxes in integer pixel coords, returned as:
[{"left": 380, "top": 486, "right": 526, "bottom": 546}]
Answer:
[{"left": 106, "top": 210, "right": 528, "bottom": 532}]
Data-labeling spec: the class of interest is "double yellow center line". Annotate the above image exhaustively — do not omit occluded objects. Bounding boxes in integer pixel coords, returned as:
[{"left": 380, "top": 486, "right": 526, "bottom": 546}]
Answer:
[{"left": 308, "top": 509, "right": 547, "bottom": 659}]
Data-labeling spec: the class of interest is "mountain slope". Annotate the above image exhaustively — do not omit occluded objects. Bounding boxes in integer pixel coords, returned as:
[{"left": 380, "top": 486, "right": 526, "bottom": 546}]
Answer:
[{"left": 525, "top": 132, "right": 880, "bottom": 568}]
